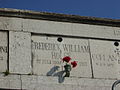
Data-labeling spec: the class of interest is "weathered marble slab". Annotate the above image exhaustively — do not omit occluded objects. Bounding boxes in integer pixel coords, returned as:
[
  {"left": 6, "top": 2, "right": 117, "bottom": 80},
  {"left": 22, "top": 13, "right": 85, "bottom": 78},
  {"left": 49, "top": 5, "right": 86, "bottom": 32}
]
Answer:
[
  {"left": 32, "top": 35, "right": 92, "bottom": 77},
  {"left": 0, "top": 31, "right": 8, "bottom": 72},
  {"left": 21, "top": 75, "right": 117, "bottom": 90},
  {"left": 0, "top": 17, "right": 22, "bottom": 31},
  {"left": 90, "top": 39, "right": 120, "bottom": 79},
  {"left": 23, "top": 19, "right": 120, "bottom": 40},
  {"left": 0, "top": 74, "right": 21, "bottom": 89},
  {"left": 62, "top": 38, "right": 92, "bottom": 77},
  {"left": 23, "top": 19, "right": 73, "bottom": 35},
  {"left": 9, "top": 31, "right": 31, "bottom": 74}
]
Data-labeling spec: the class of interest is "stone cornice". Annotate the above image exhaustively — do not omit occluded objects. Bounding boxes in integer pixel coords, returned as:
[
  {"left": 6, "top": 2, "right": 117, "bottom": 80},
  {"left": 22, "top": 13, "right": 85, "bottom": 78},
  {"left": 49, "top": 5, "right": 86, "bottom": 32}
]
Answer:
[{"left": 0, "top": 8, "right": 120, "bottom": 27}]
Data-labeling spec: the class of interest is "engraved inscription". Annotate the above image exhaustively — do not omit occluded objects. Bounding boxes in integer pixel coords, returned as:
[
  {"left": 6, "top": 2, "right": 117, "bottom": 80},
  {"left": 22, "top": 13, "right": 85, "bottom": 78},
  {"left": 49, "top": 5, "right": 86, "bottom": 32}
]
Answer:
[
  {"left": 92, "top": 54, "right": 117, "bottom": 67},
  {"left": 36, "top": 59, "right": 62, "bottom": 64},
  {"left": 0, "top": 46, "right": 8, "bottom": 61},
  {"left": 32, "top": 42, "right": 89, "bottom": 53},
  {"left": 32, "top": 42, "right": 60, "bottom": 51},
  {"left": 0, "top": 46, "right": 8, "bottom": 53},
  {"left": 32, "top": 36, "right": 92, "bottom": 77},
  {"left": 90, "top": 39, "right": 120, "bottom": 78},
  {"left": 114, "top": 29, "right": 120, "bottom": 36},
  {"left": 32, "top": 41, "right": 89, "bottom": 65}
]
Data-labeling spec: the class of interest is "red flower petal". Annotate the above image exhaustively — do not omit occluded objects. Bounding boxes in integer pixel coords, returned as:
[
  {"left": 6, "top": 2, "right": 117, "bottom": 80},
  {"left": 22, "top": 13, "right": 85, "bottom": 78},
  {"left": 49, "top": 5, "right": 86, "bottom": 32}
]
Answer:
[
  {"left": 62, "top": 56, "right": 71, "bottom": 63},
  {"left": 71, "top": 61, "right": 77, "bottom": 68}
]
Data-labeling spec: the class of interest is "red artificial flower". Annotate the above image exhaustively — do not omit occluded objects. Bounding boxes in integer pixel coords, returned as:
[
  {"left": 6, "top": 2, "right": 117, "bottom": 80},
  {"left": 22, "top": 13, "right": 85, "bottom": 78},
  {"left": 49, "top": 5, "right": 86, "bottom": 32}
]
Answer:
[
  {"left": 62, "top": 56, "right": 71, "bottom": 63},
  {"left": 71, "top": 61, "right": 77, "bottom": 68}
]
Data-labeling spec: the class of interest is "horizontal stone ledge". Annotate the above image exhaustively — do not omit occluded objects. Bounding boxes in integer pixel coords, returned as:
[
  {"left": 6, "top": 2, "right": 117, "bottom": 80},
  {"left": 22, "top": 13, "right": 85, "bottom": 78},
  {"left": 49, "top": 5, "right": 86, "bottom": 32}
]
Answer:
[{"left": 0, "top": 8, "right": 120, "bottom": 27}]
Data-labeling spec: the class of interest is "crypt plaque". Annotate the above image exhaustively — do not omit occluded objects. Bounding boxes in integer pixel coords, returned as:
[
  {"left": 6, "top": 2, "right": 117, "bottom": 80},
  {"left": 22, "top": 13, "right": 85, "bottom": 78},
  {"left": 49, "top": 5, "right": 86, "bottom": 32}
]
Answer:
[
  {"left": 90, "top": 40, "right": 120, "bottom": 79},
  {"left": 32, "top": 35, "right": 92, "bottom": 77},
  {"left": 0, "top": 31, "right": 8, "bottom": 72}
]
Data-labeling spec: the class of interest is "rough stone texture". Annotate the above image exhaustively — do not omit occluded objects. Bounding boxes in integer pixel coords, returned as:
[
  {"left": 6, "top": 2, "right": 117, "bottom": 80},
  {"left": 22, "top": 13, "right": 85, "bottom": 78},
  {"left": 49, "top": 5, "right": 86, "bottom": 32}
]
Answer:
[
  {"left": 32, "top": 36, "right": 92, "bottom": 77},
  {"left": 0, "top": 8, "right": 120, "bottom": 90},
  {"left": 0, "top": 16, "right": 120, "bottom": 40},
  {"left": 0, "top": 74, "right": 21, "bottom": 89},
  {"left": 23, "top": 19, "right": 73, "bottom": 35},
  {"left": 21, "top": 75, "right": 38, "bottom": 90},
  {"left": 9, "top": 31, "right": 32, "bottom": 74},
  {"left": 21, "top": 75, "right": 118, "bottom": 90},
  {"left": 0, "top": 17, "right": 22, "bottom": 31},
  {"left": 72, "top": 23, "right": 120, "bottom": 40},
  {"left": 0, "top": 31, "right": 8, "bottom": 72},
  {"left": 0, "top": 8, "right": 120, "bottom": 27},
  {"left": 62, "top": 38, "right": 92, "bottom": 78},
  {"left": 23, "top": 19, "right": 120, "bottom": 40},
  {"left": 32, "top": 36, "right": 62, "bottom": 76},
  {"left": 90, "top": 39, "right": 120, "bottom": 79}
]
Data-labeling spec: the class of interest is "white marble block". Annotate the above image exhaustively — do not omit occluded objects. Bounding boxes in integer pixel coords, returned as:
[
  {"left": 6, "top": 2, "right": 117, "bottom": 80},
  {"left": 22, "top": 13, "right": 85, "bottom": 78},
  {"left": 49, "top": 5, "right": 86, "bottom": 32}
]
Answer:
[
  {"left": 22, "top": 18, "right": 120, "bottom": 40},
  {"left": 0, "top": 31, "right": 8, "bottom": 72},
  {"left": 21, "top": 75, "right": 117, "bottom": 90},
  {"left": 90, "top": 39, "right": 120, "bottom": 79},
  {"left": 9, "top": 31, "right": 31, "bottom": 74},
  {"left": 0, "top": 17, "right": 22, "bottom": 31},
  {"left": 32, "top": 35, "right": 92, "bottom": 77},
  {"left": 0, "top": 74, "right": 21, "bottom": 89}
]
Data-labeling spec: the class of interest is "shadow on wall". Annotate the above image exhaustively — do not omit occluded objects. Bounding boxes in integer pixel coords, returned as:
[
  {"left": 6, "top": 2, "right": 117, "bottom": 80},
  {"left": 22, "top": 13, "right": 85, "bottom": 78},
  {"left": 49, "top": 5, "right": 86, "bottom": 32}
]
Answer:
[{"left": 46, "top": 66, "right": 65, "bottom": 83}]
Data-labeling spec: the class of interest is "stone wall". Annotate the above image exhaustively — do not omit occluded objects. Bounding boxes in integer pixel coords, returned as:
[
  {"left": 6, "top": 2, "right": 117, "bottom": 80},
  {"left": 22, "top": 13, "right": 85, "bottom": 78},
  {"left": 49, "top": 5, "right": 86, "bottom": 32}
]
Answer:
[{"left": 0, "top": 12, "right": 120, "bottom": 90}]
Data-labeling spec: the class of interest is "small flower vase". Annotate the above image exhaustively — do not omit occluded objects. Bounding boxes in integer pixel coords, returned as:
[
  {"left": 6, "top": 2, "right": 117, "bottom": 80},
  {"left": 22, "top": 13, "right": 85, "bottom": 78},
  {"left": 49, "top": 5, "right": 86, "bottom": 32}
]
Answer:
[{"left": 64, "top": 64, "right": 72, "bottom": 77}]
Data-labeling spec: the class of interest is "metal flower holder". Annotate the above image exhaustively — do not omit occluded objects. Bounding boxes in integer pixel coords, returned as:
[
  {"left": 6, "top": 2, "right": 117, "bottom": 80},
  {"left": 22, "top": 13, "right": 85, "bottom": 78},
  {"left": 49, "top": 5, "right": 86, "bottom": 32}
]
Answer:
[{"left": 64, "top": 64, "right": 72, "bottom": 77}]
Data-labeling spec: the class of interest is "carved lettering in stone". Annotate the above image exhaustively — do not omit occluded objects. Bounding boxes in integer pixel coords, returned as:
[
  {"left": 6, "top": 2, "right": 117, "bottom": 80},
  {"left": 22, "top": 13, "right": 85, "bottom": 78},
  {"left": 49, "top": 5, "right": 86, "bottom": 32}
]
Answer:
[
  {"left": 90, "top": 39, "right": 120, "bottom": 79},
  {"left": 0, "top": 46, "right": 8, "bottom": 53},
  {"left": 32, "top": 36, "right": 92, "bottom": 77},
  {"left": 114, "top": 29, "right": 120, "bottom": 36}
]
